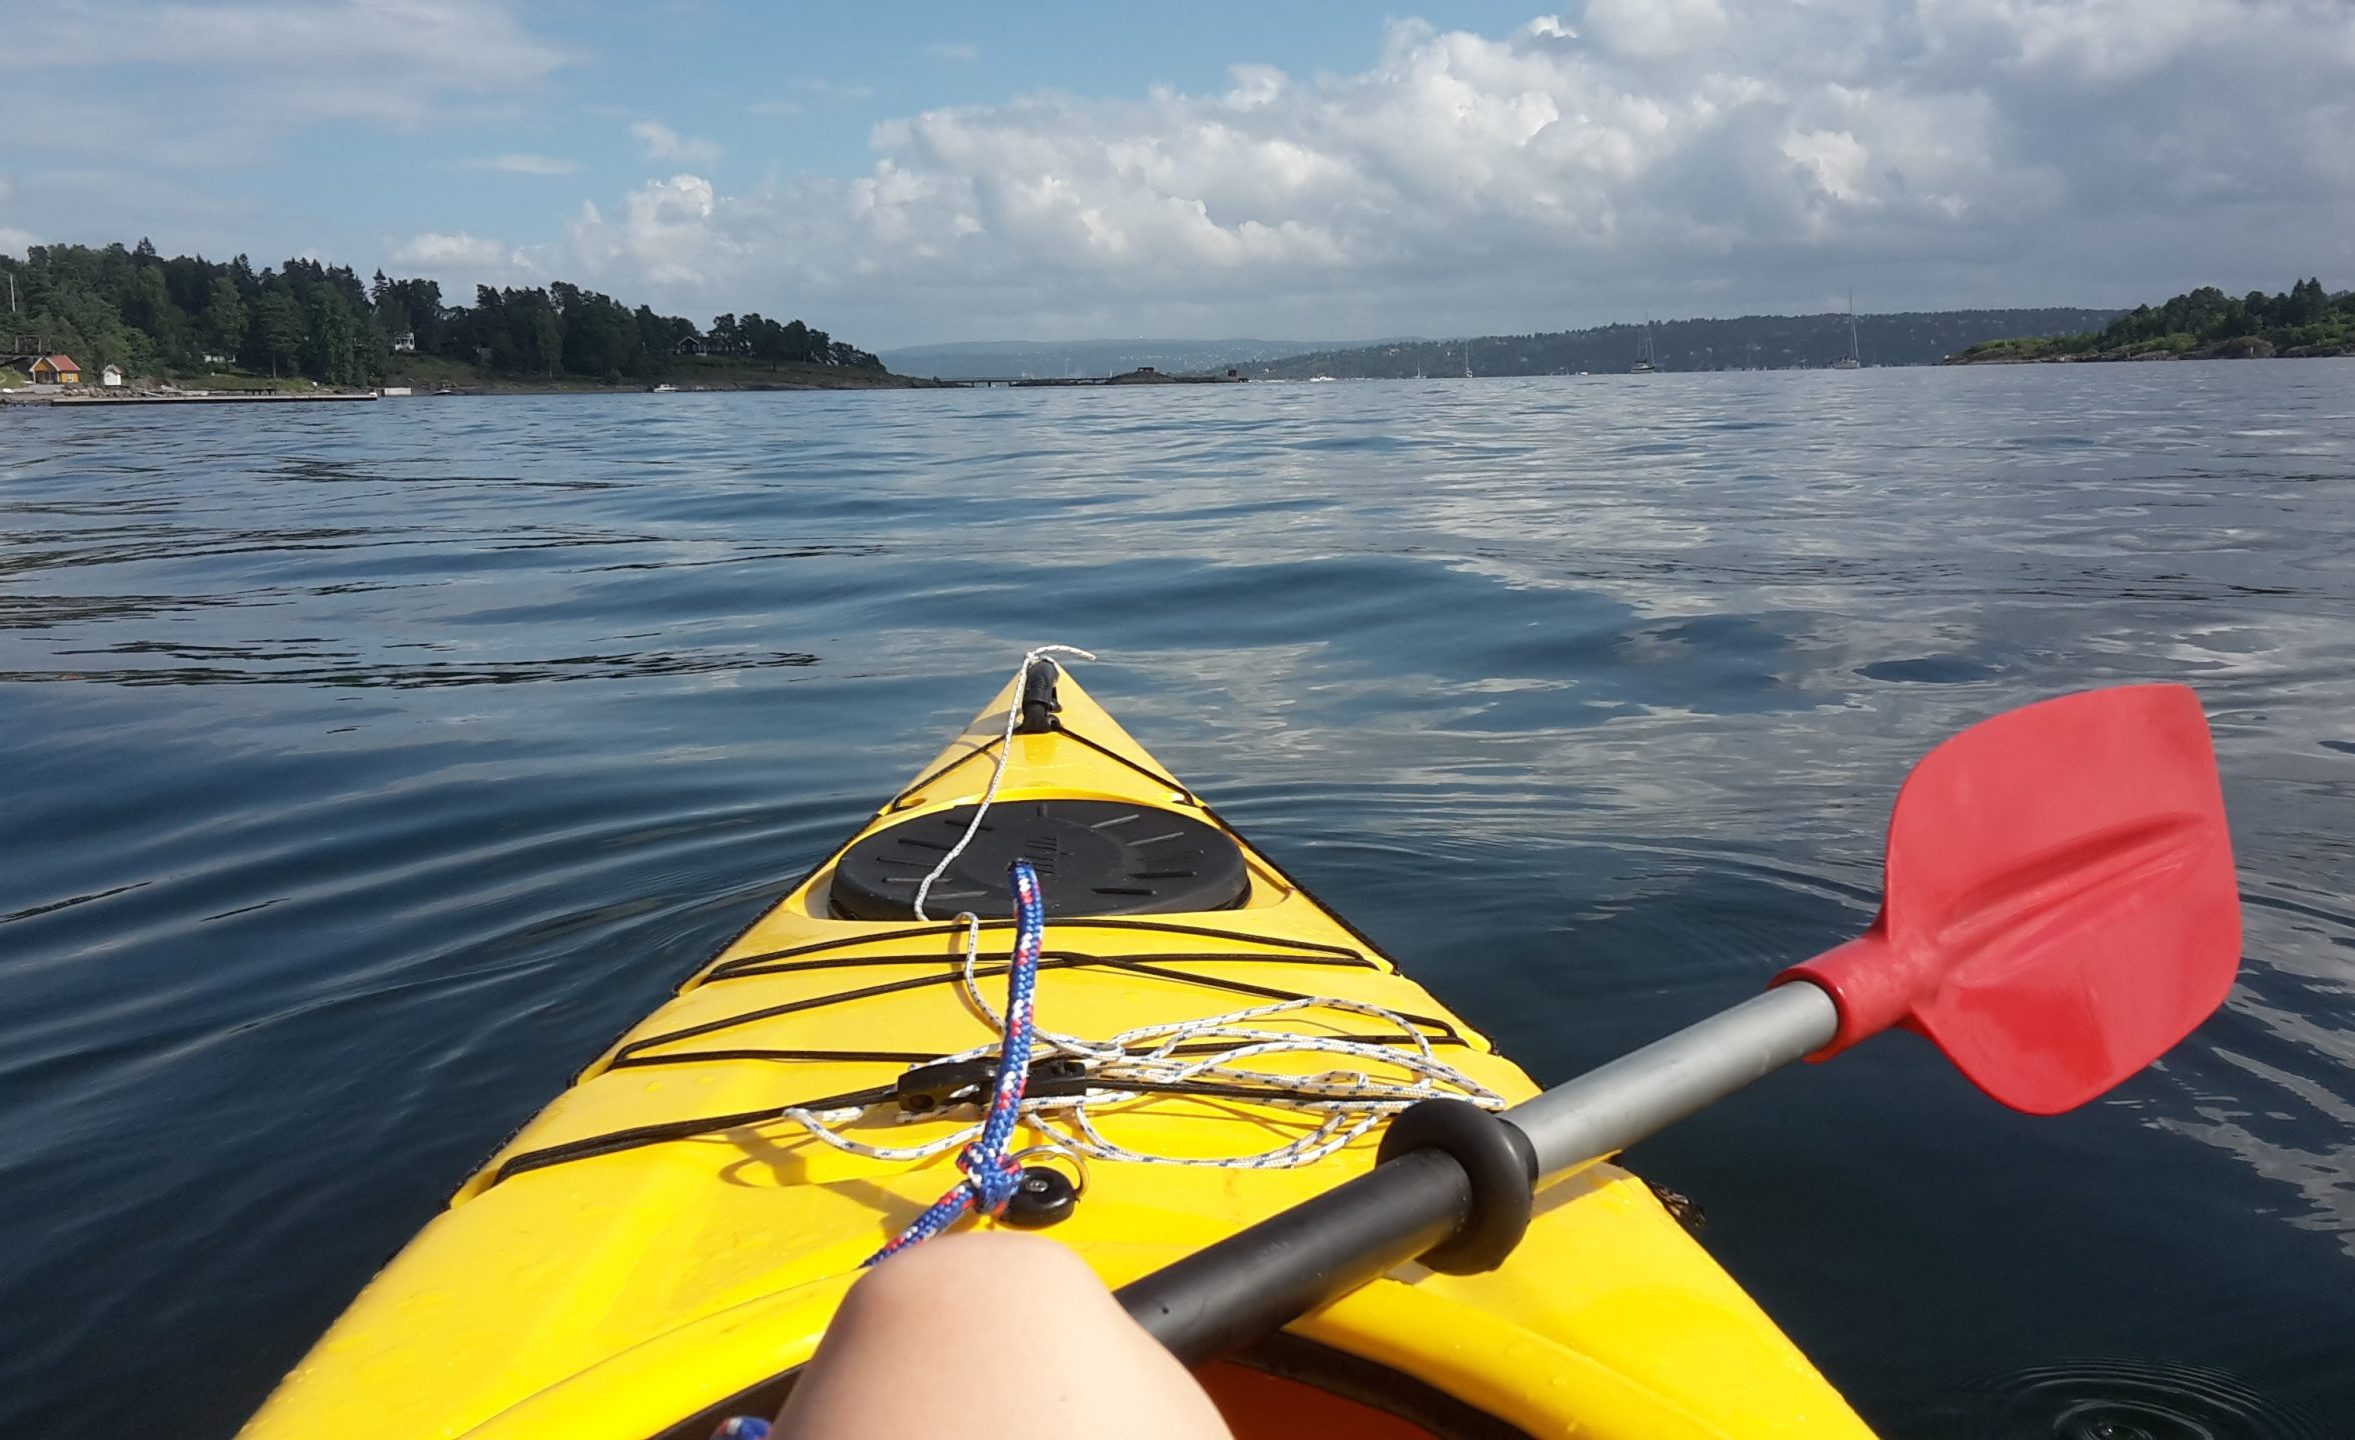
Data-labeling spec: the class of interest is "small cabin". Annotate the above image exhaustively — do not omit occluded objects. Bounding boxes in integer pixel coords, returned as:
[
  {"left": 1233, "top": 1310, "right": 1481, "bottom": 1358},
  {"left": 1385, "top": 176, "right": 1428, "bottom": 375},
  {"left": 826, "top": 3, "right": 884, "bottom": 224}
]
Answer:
[
  {"left": 31, "top": 354, "right": 81, "bottom": 385},
  {"left": 390, "top": 331, "right": 417, "bottom": 354},
  {"left": 200, "top": 351, "right": 230, "bottom": 366},
  {"left": 101, "top": 364, "right": 125, "bottom": 388}
]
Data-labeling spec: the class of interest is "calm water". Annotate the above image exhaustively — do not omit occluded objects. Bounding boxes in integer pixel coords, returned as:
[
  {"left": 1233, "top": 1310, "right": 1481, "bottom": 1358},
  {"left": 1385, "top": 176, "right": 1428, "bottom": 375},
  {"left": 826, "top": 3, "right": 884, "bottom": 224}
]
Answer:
[{"left": 4, "top": 367, "right": 2352, "bottom": 1438}]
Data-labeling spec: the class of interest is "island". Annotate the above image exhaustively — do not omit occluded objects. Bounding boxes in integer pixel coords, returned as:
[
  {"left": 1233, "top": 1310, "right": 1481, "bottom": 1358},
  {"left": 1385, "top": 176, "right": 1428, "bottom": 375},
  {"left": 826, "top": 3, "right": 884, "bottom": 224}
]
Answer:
[{"left": 1947, "top": 278, "right": 2354, "bottom": 363}]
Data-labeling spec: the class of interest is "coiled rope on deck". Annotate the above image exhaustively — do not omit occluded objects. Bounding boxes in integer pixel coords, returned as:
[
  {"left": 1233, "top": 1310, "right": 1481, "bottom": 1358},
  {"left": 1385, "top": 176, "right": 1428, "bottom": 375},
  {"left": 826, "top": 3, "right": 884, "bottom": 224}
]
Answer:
[
  {"left": 782, "top": 647, "right": 1503, "bottom": 1201},
  {"left": 492, "top": 649, "right": 1505, "bottom": 1204}
]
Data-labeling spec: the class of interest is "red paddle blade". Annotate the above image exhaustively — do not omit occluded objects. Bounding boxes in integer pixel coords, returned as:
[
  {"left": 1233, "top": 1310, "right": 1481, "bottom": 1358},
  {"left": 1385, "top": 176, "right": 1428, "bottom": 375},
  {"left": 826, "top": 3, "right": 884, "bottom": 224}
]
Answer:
[{"left": 1779, "top": 684, "right": 2240, "bottom": 1114}]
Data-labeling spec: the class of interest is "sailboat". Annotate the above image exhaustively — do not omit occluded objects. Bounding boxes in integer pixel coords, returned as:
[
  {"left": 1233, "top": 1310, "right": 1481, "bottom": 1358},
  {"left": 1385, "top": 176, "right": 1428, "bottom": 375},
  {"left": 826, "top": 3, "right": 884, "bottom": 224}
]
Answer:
[
  {"left": 1463, "top": 339, "right": 1475, "bottom": 380},
  {"left": 1832, "top": 293, "right": 1861, "bottom": 370},
  {"left": 1631, "top": 321, "right": 1657, "bottom": 374}
]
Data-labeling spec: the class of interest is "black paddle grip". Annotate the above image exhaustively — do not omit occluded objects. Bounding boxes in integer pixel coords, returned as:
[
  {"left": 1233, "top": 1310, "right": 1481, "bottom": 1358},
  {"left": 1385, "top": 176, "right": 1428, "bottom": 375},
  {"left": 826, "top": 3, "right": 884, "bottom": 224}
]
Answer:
[
  {"left": 1116, "top": 1147, "right": 1473, "bottom": 1366},
  {"left": 1376, "top": 1099, "right": 1538, "bottom": 1273}
]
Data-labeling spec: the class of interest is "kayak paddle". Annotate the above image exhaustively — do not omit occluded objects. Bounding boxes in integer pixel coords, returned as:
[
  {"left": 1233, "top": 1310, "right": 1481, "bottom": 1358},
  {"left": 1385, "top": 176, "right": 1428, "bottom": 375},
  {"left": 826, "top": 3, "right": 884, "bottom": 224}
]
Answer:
[{"left": 1119, "top": 683, "right": 2240, "bottom": 1363}]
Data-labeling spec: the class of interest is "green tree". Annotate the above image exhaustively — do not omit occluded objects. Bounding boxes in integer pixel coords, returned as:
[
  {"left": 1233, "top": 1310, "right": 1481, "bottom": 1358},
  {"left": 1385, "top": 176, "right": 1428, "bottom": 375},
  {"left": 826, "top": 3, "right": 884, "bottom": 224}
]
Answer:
[
  {"left": 254, "top": 292, "right": 305, "bottom": 377},
  {"left": 303, "top": 286, "right": 369, "bottom": 385},
  {"left": 2287, "top": 277, "right": 2328, "bottom": 325},
  {"left": 203, "top": 277, "right": 246, "bottom": 359}
]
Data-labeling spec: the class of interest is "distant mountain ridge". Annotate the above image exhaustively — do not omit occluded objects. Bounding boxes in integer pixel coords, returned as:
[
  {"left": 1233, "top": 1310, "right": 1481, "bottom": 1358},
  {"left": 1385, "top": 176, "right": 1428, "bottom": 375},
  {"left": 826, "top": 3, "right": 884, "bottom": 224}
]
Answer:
[
  {"left": 1249, "top": 310, "right": 2122, "bottom": 378},
  {"left": 878, "top": 337, "right": 1396, "bottom": 379}
]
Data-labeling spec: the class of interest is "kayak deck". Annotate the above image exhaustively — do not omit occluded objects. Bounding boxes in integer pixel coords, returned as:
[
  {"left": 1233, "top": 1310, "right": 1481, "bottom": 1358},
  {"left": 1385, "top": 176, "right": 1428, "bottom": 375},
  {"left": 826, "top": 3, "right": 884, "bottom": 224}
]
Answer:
[{"left": 242, "top": 667, "right": 1873, "bottom": 1439}]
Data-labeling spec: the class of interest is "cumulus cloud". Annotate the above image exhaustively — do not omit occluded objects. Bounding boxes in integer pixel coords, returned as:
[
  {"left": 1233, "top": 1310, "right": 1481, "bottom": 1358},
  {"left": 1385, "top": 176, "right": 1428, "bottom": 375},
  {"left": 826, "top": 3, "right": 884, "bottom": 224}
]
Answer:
[
  {"left": 0, "top": 1, "right": 574, "bottom": 163},
  {"left": 0, "top": 1, "right": 577, "bottom": 253},
  {"left": 927, "top": 42, "right": 980, "bottom": 63},
  {"left": 567, "top": 175, "right": 737, "bottom": 289},
  {"left": 19, "top": 1, "right": 2346, "bottom": 345},
  {"left": 630, "top": 120, "right": 723, "bottom": 168},
  {"left": 552, "top": 2, "right": 2355, "bottom": 343},
  {"left": 392, "top": 231, "right": 525, "bottom": 271},
  {"left": 466, "top": 153, "right": 581, "bottom": 176}
]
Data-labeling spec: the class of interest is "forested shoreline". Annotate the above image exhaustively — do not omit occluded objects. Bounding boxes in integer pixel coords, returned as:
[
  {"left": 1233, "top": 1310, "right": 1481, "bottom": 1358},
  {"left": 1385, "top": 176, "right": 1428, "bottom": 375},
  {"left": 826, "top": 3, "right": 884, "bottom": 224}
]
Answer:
[
  {"left": 1, "top": 240, "right": 884, "bottom": 388},
  {"left": 1950, "top": 278, "right": 2354, "bottom": 363}
]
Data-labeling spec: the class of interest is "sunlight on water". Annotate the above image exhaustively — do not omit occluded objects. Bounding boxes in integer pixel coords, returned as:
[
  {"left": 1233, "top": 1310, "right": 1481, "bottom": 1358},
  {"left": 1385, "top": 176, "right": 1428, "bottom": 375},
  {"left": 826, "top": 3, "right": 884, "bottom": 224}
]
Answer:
[{"left": 3, "top": 364, "right": 2352, "bottom": 1435}]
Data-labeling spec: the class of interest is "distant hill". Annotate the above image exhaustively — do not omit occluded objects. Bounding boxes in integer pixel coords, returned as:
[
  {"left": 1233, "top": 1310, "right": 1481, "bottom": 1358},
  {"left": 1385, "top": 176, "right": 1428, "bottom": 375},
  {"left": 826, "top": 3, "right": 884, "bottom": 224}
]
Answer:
[
  {"left": 877, "top": 337, "right": 1390, "bottom": 379},
  {"left": 1248, "top": 310, "right": 2123, "bottom": 378}
]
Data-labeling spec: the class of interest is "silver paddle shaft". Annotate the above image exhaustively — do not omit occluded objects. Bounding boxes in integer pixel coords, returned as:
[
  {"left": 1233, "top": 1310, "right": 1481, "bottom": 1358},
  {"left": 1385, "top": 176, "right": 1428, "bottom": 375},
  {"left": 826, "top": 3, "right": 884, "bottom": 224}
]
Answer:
[
  {"left": 1121, "top": 980, "right": 1841, "bottom": 1363},
  {"left": 1505, "top": 981, "right": 1840, "bottom": 1179}
]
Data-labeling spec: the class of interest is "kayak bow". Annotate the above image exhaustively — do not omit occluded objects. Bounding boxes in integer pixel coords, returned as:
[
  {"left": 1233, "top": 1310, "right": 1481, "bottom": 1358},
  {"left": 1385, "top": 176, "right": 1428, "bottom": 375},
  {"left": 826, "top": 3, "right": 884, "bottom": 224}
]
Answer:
[{"left": 242, "top": 662, "right": 2235, "bottom": 1440}]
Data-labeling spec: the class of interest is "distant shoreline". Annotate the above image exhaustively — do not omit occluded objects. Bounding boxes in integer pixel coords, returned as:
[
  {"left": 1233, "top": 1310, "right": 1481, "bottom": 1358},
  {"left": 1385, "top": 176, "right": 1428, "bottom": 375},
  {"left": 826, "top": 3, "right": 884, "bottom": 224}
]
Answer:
[
  {"left": 1945, "top": 341, "right": 2354, "bottom": 365},
  {"left": 401, "top": 371, "right": 959, "bottom": 395},
  {"left": 1, "top": 363, "right": 1261, "bottom": 407},
  {"left": 0, "top": 369, "right": 958, "bottom": 407}
]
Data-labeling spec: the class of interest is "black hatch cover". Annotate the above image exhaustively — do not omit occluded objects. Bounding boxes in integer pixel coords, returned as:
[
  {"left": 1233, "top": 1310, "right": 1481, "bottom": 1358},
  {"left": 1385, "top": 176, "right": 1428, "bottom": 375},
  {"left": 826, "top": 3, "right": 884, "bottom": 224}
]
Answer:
[{"left": 830, "top": 800, "right": 1250, "bottom": 920}]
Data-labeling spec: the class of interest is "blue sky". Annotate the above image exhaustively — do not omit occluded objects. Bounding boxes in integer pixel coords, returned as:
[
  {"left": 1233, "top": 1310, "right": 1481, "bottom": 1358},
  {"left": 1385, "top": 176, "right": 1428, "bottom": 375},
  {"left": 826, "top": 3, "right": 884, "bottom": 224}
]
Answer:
[{"left": 4, "top": 1, "right": 2352, "bottom": 348}]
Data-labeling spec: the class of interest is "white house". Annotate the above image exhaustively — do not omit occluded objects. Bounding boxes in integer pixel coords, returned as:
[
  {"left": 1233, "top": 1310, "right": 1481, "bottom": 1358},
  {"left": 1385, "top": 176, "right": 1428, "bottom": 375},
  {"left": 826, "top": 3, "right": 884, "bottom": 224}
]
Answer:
[
  {"left": 390, "top": 331, "right": 417, "bottom": 354},
  {"left": 100, "top": 364, "right": 125, "bottom": 388}
]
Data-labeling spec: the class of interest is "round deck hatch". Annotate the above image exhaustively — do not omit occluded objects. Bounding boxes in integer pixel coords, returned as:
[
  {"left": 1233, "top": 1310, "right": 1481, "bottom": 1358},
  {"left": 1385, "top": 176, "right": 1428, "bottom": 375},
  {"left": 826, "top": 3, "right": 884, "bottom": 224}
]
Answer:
[{"left": 830, "top": 800, "right": 1249, "bottom": 920}]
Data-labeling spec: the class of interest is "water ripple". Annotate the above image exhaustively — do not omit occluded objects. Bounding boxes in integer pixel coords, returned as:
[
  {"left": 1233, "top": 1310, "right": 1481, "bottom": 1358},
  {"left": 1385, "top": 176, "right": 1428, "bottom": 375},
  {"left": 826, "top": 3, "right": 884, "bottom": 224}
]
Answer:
[{"left": 3, "top": 368, "right": 2353, "bottom": 1436}]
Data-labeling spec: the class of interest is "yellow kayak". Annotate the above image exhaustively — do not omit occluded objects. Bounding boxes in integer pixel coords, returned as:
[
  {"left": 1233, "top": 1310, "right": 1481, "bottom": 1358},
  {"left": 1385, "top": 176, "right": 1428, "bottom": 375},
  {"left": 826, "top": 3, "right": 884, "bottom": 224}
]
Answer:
[{"left": 244, "top": 661, "right": 1874, "bottom": 1439}]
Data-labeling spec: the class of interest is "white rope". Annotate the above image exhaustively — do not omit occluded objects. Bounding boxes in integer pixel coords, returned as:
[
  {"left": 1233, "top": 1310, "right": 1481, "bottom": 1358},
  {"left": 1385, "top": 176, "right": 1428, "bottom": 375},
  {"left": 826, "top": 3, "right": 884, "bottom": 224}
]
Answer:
[
  {"left": 911, "top": 644, "right": 1097, "bottom": 922},
  {"left": 786, "top": 645, "right": 1499, "bottom": 1174},
  {"left": 780, "top": 917, "right": 1503, "bottom": 1171}
]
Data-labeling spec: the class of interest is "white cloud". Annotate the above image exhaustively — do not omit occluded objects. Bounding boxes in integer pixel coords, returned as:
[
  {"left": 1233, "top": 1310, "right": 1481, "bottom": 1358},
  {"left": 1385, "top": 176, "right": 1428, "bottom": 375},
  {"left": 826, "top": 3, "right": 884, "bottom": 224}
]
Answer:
[
  {"left": 567, "top": 174, "right": 736, "bottom": 288},
  {"left": 0, "top": 2, "right": 575, "bottom": 152},
  {"left": 1581, "top": 0, "right": 1730, "bottom": 61},
  {"left": 391, "top": 231, "right": 521, "bottom": 271},
  {"left": 630, "top": 120, "right": 723, "bottom": 168},
  {"left": 17, "top": 2, "right": 2347, "bottom": 346},
  {"left": 928, "top": 42, "right": 980, "bottom": 63},
  {"left": 558, "top": 2, "right": 2355, "bottom": 344},
  {"left": 0, "top": 1, "right": 579, "bottom": 255},
  {"left": 465, "top": 153, "right": 580, "bottom": 176}
]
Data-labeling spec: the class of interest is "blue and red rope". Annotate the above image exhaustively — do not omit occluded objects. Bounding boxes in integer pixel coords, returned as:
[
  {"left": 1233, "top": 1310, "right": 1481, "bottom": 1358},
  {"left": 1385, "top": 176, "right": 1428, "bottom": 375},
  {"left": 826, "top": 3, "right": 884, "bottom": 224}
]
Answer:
[
  {"left": 713, "top": 862, "right": 1051, "bottom": 1437},
  {"left": 863, "top": 858, "right": 1047, "bottom": 1265}
]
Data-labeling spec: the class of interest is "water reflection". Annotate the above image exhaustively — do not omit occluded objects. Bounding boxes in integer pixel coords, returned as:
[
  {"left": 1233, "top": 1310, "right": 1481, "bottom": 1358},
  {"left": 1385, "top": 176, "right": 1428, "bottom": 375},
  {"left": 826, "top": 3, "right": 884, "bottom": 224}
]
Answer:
[{"left": 1, "top": 366, "right": 2352, "bottom": 1436}]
